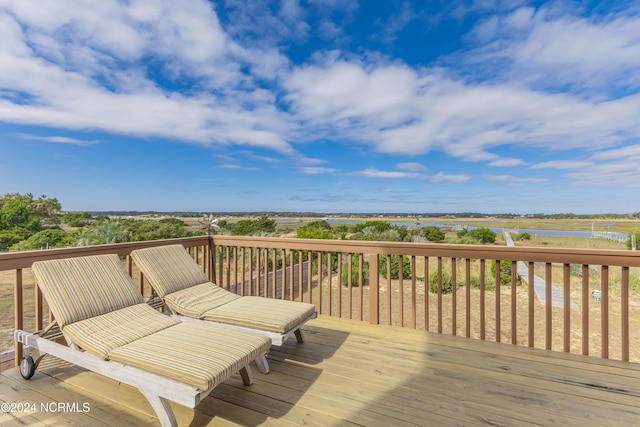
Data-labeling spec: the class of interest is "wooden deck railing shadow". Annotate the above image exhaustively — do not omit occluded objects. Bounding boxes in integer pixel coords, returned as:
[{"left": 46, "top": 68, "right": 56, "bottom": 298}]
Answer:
[{"left": 2, "top": 234, "right": 640, "bottom": 369}]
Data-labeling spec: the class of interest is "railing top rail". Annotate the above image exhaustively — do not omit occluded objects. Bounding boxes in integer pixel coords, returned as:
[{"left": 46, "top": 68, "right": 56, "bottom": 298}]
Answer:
[
  {"left": 2, "top": 235, "right": 639, "bottom": 271},
  {"left": 211, "top": 235, "right": 640, "bottom": 267},
  {"left": 0, "top": 236, "right": 210, "bottom": 270}
]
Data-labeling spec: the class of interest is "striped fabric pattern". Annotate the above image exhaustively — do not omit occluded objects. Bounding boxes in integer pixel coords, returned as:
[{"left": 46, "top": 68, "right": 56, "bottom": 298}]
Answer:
[
  {"left": 63, "top": 303, "right": 179, "bottom": 359},
  {"left": 203, "top": 297, "right": 317, "bottom": 334},
  {"left": 31, "top": 255, "right": 143, "bottom": 327},
  {"left": 108, "top": 322, "right": 271, "bottom": 390},
  {"left": 164, "top": 283, "right": 240, "bottom": 318},
  {"left": 130, "top": 245, "right": 209, "bottom": 297}
]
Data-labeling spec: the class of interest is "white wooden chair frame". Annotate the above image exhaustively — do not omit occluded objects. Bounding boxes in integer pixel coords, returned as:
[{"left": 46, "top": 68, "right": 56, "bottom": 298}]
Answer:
[{"left": 15, "top": 327, "right": 269, "bottom": 427}]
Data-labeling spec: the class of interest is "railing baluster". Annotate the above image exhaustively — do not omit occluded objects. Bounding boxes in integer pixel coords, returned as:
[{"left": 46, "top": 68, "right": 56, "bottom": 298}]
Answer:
[
  {"left": 465, "top": 258, "right": 471, "bottom": 338},
  {"left": 622, "top": 266, "right": 629, "bottom": 361},
  {"left": 369, "top": 253, "right": 379, "bottom": 325},
  {"left": 528, "top": 261, "right": 534, "bottom": 348},
  {"left": 289, "top": 249, "right": 294, "bottom": 301},
  {"left": 307, "top": 251, "right": 313, "bottom": 305},
  {"left": 451, "top": 257, "right": 457, "bottom": 336},
  {"left": 264, "top": 249, "right": 270, "bottom": 297},
  {"left": 511, "top": 261, "right": 517, "bottom": 345},
  {"left": 35, "top": 283, "right": 43, "bottom": 332},
  {"left": 337, "top": 252, "right": 342, "bottom": 317},
  {"left": 424, "top": 256, "right": 429, "bottom": 332},
  {"left": 317, "top": 252, "right": 323, "bottom": 314},
  {"left": 601, "top": 265, "right": 609, "bottom": 358},
  {"left": 217, "top": 245, "right": 223, "bottom": 287},
  {"left": 347, "top": 253, "right": 353, "bottom": 319},
  {"left": 241, "top": 247, "right": 246, "bottom": 296},
  {"left": 386, "top": 254, "right": 391, "bottom": 325},
  {"left": 480, "top": 259, "right": 486, "bottom": 340},
  {"left": 272, "top": 249, "right": 277, "bottom": 299},
  {"left": 399, "top": 255, "right": 404, "bottom": 327},
  {"left": 411, "top": 255, "right": 417, "bottom": 329},
  {"left": 581, "top": 264, "right": 589, "bottom": 355},
  {"left": 327, "top": 252, "right": 333, "bottom": 316},
  {"left": 437, "top": 257, "right": 442, "bottom": 334},
  {"left": 233, "top": 247, "right": 238, "bottom": 294},
  {"left": 563, "top": 263, "right": 570, "bottom": 353},
  {"left": 225, "top": 246, "right": 231, "bottom": 290},
  {"left": 255, "top": 247, "right": 260, "bottom": 296},
  {"left": 545, "top": 263, "right": 552, "bottom": 350},
  {"left": 495, "top": 258, "right": 501, "bottom": 343},
  {"left": 14, "top": 269, "right": 23, "bottom": 366},
  {"left": 358, "top": 253, "right": 364, "bottom": 321}
]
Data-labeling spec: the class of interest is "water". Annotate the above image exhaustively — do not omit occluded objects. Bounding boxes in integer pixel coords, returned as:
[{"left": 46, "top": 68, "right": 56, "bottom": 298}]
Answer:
[{"left": 322, "top": 219, "right": 597, "bottom": 238}]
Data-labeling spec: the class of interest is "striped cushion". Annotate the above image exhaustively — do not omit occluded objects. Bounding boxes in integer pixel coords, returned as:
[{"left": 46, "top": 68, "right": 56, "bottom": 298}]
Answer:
[
  {"left": 107, "top": 322, "right": 271, "bottom": 390},
  {"left": 63, "top": 303, "right": 179, "bottom": 359},
  {"left": 131, "top": 245, "right": 209, "bottom": 297},
  {"left": 203, "top": 297, "right": 316, "bottom": 334},
  {"left": 31, "top": 255, "right": 143, "bottom": 327},
  {"left": 164, "top": 283, "right": 240, "bottom": 318}
]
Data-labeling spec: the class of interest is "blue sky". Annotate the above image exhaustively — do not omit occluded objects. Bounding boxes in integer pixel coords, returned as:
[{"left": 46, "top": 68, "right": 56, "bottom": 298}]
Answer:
[{"left": 1, "top": 0, "right": 639, "bottom": 214}]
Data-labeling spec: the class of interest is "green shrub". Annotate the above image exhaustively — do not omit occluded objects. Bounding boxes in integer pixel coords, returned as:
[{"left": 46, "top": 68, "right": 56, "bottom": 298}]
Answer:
[
  {"left": 421, "top": 226, "right": 445, "bottom": 242},
  {"left": 515, "top": 232, "right": 531, "bottom": 241},
  {"left": 457, "top": 227, "right": 496, "bottom": 244},
  {"left": 490, "top": 259, "right": 514, "bottom": 285},
  {"left": 340, "top": 255, "right": 369, "bottom": 287},
  {"left": 379, "top": 254, "right": 411, "bottom": 279},
  {"left": 627, "top": 232, "right": 640, "bottom": 250},
  {"left": 428, "top": 271, "right": 453, "bottom": 294}
]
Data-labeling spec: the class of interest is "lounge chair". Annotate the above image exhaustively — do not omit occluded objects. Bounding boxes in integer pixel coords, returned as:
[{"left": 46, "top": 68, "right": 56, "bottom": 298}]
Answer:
[
  {"left": 130, "top": 244, "right": 317, "bottom": 346},
  {"left": 14, "top": 254, "right": 271, "bottom": 427}
]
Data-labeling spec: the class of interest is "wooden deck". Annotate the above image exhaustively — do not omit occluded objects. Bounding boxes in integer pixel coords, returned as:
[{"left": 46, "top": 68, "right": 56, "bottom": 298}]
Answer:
[{"left": 2, "top": 316, "right": 640, "bottom": 426}]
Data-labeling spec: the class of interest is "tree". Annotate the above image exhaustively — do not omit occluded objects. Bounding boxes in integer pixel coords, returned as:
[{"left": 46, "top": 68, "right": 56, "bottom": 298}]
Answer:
[
  {"left": 0, "top": 199, "right": 41, "bottom": 232},
  {"left": 60, "top": 212, "right": 94, "bottom": 227},
  {"left": 0, "top": 193, "right": 60, "bottom": 225},
  {"left": 76, "top": 220, "right": 131, "bottom": 246},
  {"left": 10, "top": 228, "right": 73, "bottom": 251},
  {"left": 231, "top": 216, "right": 276, "bottom": 236}
]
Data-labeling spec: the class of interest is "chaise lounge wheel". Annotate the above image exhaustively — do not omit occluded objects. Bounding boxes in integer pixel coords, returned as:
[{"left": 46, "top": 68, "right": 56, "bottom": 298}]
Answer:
[{"left": 19, "top": 356, "right": 36, "bottom": 379}]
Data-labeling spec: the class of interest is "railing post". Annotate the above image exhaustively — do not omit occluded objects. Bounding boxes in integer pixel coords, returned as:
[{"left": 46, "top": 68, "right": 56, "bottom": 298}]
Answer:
[{"left": 369, "top": 254, "right": 379, "bottom": 324}]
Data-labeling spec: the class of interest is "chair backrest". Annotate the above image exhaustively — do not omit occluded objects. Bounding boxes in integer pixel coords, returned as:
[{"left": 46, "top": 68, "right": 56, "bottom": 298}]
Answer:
[
  {"left": 131, "top": 245, "right": 209, "bottom": 298},
  {"left": 31, "top": 254, "right": 144, "bottom": 327}
]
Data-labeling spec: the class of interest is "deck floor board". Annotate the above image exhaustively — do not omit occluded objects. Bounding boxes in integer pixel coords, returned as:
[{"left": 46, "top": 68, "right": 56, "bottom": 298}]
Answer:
[{"left": 2, "top": 315, "right": 640, "bottom": 426}]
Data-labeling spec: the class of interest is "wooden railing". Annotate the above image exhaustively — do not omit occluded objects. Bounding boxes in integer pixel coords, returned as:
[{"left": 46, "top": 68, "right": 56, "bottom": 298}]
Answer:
[{"left": 2, "top": 235, "right": 640, "bottom": 369}]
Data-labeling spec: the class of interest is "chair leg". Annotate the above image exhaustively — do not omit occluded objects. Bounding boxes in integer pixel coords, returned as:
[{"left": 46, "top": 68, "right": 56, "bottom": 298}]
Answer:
[
  {"left": 140, "top": 390, "right": 178, "bottom": 427},
  {"left": 239, "top": 366, "right": 254, "bottom": 385},
  {"left": 254, "top": 354, "right": 270, "bottom": 374},
  {"left": 294, "top": 328, "right": 304, "bottom": 343}
]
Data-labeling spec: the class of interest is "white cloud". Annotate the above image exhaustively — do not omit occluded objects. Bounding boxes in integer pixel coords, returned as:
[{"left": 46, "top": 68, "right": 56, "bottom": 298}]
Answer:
[
  {"left": 482, "top": 174, "right": 546, "bottom": 183},
  {"left": 530, "top": 160, "right": 593, "bottom": 170},
  {"left": 396, "top": 162, "right": 428, "bottom": 172},
  {"left": 351, "top": 167, "right": 470, "bottom": 183},
  {"left": 13, "top": 133, "right": 98, "bottom": 146},
  {"left": 218, "top": 164, "right": 260, "bottom": 171},
  {"left": 488, "top": 157, "right": 525, "bottom": 167},
  {"left": 354, "top": 168, "right": 418, "bottom": 179},
  {"left": 298, "top": 166, "right": 337, "bottom": 174},
  {"left": 0, "top": 0, "right": 296, "bottom": 154},
  {"left": 464, "top": 4, "right": 640, "bottom": 93}
]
